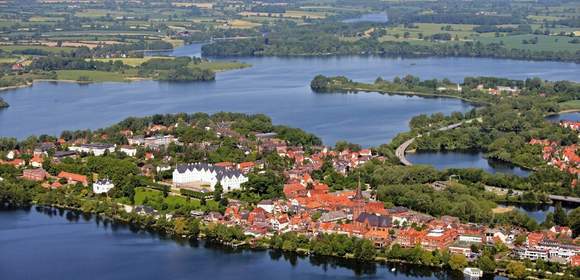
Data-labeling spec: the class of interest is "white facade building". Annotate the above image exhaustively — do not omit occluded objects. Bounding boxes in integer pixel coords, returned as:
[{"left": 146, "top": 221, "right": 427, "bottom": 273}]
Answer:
[
  {"left": 92, "top": 179, "right": 114, "bottom": 194},
  {"left": 172, "top": 163, "right": 248, "bottom": 192},
  {"left": 119, "top": 146, "right": 137, "bottom": 157},
  {"left": 69, "top": 144, "right": 115, "bottom": 156}
]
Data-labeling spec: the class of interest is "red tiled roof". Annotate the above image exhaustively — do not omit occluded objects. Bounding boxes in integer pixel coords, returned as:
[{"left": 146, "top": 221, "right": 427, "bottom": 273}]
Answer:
[{"left": 57, "top": 171, "right": 88, "bottom": 185}]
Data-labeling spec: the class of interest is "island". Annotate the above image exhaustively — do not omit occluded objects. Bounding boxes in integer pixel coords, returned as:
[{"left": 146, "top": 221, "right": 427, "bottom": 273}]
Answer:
[
  {"left": 0, "top": 112, "right": 579, "bottom": 279},
  {"left": 0, "top": 97, "right": 8, "bottom": 108},
  {"left": 0, "top": 55, "right": 250, "bottom": 89}
]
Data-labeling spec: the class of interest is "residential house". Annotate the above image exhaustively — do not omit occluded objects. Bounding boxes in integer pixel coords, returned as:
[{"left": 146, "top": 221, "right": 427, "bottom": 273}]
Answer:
[
  {"left": 57, "top": 171, "right": 88, "bottom": 186},
  {"left": 119, "top": 146, "right": 137, "bottom": 157},
  {"left": 22, "top": 168, "right": 47, "bottom": 181},
  {"left": 69, "top": 143, "right": 115, "bottom": 156}
]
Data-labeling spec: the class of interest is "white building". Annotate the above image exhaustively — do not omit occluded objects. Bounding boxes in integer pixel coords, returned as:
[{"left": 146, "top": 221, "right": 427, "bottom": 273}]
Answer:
[
  {"left": 93, "top": 179, "right": 114, "bottom": 194},
  {"left": 172, "top": 163, "right": 248, "bottom": 192},
  {"left": 69, "top": 144, "right": 115, "bottom": 156},
  {"left": 459, "top": 234, "right": 483, "bottom": 243},
  {"left": 119, "top": 146, "right": 137, "bottom": 157}
]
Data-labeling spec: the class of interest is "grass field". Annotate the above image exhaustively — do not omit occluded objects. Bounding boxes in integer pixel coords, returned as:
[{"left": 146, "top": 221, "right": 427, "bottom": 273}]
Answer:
[
  {"left": 0, "top": 57, "right": 18, "bottom": 64},
  {"left": 225, "top": 19, "right": 261, "bottom": 29},
  {"left": 55, "top": 70, "right": 131, "bottom": 82},
  {"left": 240, "top": 10, "right": 331, "bottom": 20},
  {"left": 558, "top": 100, "right": 580, "bottom": 111},
  {"left": 191, "top": 61, "right": 251, "bottom": 72},
  {"left": 92, "top": 56, "right": 172, "bottom": 66},
  {"left": 0, "top": 44, "right": 76, "bottom": 53},
  {"left": 133, "top": 187, "right": 219, "bottom": 212},
  {"left": 477, "top": 34, "right": 580, "bottom": 52}
]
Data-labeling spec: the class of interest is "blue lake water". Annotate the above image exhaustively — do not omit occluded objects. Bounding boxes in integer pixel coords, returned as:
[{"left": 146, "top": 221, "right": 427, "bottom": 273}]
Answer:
[
  {"left": 406, "top": 151, "right": 531, "bottom": 177},
  {"left": 546, "top": 112, "right": 580, "bottom": 122},
  {"left": 0, "top": 208, "right": 503, "bottom": 280},
  {"left": 343, "top": 13, "right": 389, "bottom": 23},
  {"left": 1, "top": 43, "right": 578, "bottom": 147}
]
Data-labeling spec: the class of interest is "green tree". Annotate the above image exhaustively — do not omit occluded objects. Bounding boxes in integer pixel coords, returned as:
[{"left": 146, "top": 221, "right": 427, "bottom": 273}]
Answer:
[
  {"left": 507, "top": 261, "right": 527, "bottom": 279},
  {"left": 213, "top": 181, "right": 223, "bottom": 201},
  {"left": 448, "top": 254, "right": 468, "bottom": 271},
  {"left": 477, "top": 255, "right": 496, "bottom": 273},
  {"left": 554, "top": 202, "right": 568, "bottom": 226}
]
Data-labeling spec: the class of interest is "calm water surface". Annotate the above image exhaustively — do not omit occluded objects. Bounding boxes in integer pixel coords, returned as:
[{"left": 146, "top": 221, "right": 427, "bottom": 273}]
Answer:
[
  {"left": 0, "top": 208, "right": 503, "bottom": 280},
  {"left": 343, "top": 13, "right": 389, "bottom": 23},
  {"left": 1, "top": 44, "right": 579, "bottom": 147},
  {"left": 546, "top": 112, "right": 580, "bottom": 122},
  {"left": 498, "top": 204, "right": 576, "bottom": 223},
  {"left": 406, "top": 151, "right": 531, "bottom": 177}
]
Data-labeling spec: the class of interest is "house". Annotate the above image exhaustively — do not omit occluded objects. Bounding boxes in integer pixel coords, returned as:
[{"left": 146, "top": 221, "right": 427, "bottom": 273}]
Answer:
[
  {"left": 354, "top": 212, "right": 392, "bottom": 231},
  {"left": 549, "top": 226, "right": 573, "bottom": 237},
  {"left": 57, "top": 171, "right": 88, "bottom": 186},
  {"left": 257, "top": 200, "right": 275, "bottom": 213},
  {"left": 53, "top": 151, "right": 77, "bottom": 162},
  {"left": 92, "top": 179, "right": 114, "bottom": 194},
  {"left": 395, "top": 228, "right": 426, "bottom": 247},
  {"left": 22, "top": 168, "right": 47, "bottom": 181},
  {"left": 5, "top": 150, "right": 18, "bottom": 160},
  {"left": 1, "top": 158, "right": 25, "bottom": 168},
  {"left": 514, "top": 247, "right": 549, "bottom": 261},
  {"left": 421, "top": 228, "right": 458, "bottom": 251},
  {"left": 69, "top": 143, "right": 115, "bottom": 156},
  {"left": 30, "top": 155, "right": 43, "bottom": 168},
  {"left": 134, "top": 205, "right": 157, "bottom": 216},
  {"left": 319, "top": 210, "right": 348, "bottom": 223},
  {"left": 237, "top": 161, "right": 255, "bottom": 173},
  {"left": 527, "top": 232, "right": 545, "bottom": 247},
  {"left": 172, "top": 163, "right": 248, "bottom": 192},
  {"left": 571, "top": 255, "right": 580, "bottom": 266},
  {"left": 449, "top": 241, "right": 474, "bottom": 257},
  {"left": 119, "top": 146, "right": 137, "bottom": 157},
  {"left": 365, "top": 229, "right": 391, "bottom": 248}
]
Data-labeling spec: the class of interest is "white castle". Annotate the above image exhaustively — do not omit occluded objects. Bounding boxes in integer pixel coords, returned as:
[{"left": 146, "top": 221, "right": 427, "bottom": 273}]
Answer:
[
  {"left": 172, "top": 163, "right": 248, "bottom": 192},
  {"left": 92, "top": 179, "right": 114, "bottom": 194}
]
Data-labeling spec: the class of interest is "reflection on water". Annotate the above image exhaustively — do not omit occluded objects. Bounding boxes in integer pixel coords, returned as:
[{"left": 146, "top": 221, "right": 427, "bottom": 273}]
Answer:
[
  {"left": 406, "top": 151, "right": 531, "bottom": 177},
  {"left": 0, "top": 208, "right": 506, "bottom": 280},
  {"left": 546, "top": 112, "right": 580, "bottom": 122}
]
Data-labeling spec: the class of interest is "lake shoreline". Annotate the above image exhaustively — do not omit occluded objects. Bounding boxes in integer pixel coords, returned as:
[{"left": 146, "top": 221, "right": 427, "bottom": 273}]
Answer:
[{"left": 7, "top": 204, "right": 500, "bottom": 278}]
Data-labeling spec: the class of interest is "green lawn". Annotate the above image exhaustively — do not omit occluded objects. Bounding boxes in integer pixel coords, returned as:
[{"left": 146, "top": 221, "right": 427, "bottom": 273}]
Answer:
[
  {"left": 92, "top": 57, "right": 172, "bottom": 67},
  {"left": 558, "top": 100, "right": 580, "bottom": 111},
  {"left": 55, "top": 70, "right": 131, "bottom": 82},
  {"left": 477, "top": 34, "right": 580, "bottom": 52},
  {"left": 133, "top": 187, "right": 219, "bottom": 212},
  {"left": 191, "top": 61, "right": 251, "bottom": 72},
  {"left": 0, "top": 45, "right": 76, "bottom": 53}
]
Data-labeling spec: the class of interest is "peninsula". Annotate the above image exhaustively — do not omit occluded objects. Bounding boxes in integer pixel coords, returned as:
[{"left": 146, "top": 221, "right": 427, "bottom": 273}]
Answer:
[{"left": 1, "top": 112, "right": 579, "bottom": 280}]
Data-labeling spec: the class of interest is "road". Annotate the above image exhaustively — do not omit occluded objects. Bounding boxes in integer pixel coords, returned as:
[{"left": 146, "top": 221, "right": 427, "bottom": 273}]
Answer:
[{"left": 395, "top": 119, "right": 478, "bottom": 166}]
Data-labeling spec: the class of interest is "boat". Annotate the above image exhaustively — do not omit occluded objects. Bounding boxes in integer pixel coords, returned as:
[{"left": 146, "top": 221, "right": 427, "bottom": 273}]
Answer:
[
  {"left": 391, "top": 267, "right": 396, "bottom": 272},
  {"left": 463, "top": 267, "right": 483, "bottom": 279}
]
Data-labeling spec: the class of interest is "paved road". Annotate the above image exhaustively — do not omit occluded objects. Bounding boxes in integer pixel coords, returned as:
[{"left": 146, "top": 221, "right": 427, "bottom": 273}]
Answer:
[{"left": 395, "top": 119, "right": 477, "bottom": 166}]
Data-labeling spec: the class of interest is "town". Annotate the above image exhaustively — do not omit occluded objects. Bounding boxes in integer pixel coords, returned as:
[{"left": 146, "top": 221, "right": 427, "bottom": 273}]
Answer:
[{"left": 0, "top": 112, "right": 578, "bottom": 279}]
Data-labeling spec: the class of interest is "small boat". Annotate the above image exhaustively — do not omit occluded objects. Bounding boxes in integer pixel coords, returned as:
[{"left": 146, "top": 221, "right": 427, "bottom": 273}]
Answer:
[
  {"left": 391, "top": 267, "right": 396, "bottom": 272},
  {"left": 463, "top": 267, "right": 483, "bottom": 279}
]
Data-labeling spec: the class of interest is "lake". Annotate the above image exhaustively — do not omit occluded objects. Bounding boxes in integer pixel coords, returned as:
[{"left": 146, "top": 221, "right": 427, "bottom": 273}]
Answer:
[
  {"left": 0, "top": 208, "right": 503, "bottom": 280},
  {"left": 546, "top": 112, "right": 580, "bottom": 122},
  {"left": 1, "top": 44, "right": 579, "bottom": 147},
  {"left": 498, "top": 203, "right": 576, "bottom": 223},
  {"left": 406, "top": 151, "right": 531, "bottom": 177},
  {"left": 343, "top": 13, "right": 389, "bottom": 23}
]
